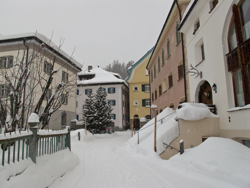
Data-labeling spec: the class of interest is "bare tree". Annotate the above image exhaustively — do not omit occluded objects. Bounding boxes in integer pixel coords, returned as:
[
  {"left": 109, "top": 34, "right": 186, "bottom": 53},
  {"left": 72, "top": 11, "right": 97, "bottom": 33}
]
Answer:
[{"left": 0, "top": 36, "right": 78, "bottom": 133}]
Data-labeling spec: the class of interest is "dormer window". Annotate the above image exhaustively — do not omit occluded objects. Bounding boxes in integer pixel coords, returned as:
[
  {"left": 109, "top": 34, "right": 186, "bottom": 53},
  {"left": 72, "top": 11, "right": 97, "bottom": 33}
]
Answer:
[{"left": 193, "top": 19, "right": 200, "bottom": 34}]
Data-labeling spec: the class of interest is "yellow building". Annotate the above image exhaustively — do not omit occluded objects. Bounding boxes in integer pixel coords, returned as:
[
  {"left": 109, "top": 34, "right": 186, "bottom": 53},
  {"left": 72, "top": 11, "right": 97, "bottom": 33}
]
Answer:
[{"left": 126, "top": 48, "right": 153, "bottom": 126}]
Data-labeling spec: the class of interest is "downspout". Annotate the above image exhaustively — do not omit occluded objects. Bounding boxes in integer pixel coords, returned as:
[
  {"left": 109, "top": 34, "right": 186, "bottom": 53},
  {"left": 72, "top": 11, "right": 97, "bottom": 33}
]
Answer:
[
  {"left": 22, "top": 39, "right": 29, "bottom": 129},
  {"left": 175, "top": 0, "right": 187, "bottom": 102}
]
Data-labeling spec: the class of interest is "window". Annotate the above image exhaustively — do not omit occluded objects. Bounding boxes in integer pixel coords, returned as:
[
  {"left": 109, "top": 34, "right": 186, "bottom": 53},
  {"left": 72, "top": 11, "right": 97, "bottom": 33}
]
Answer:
[
  {"left": 61, "top": 111, "right": 67, "bottom": 126},
  {"left": 133, "top": 86, "right": 138, "bottom": 91},
  {"left": 108, "top": 100, "right": 116, "bottom": 106},
  {"left": 155, "top": 90, "right": 157, "bottom": 100},
  {"left": 76, "top": 115, "right": 79, "bottom": 120},
  {"left": 209, "top": 0, "right": 218, "bottom": 13},
  {"left": 168, "top": 73, "right": 173, "bottom": 88},
  {"left": 162, "top": 48, "right": 165, "bottom": 66},
  {"left": 176, "top": 22, "right": 181, "bottom": 45},
  {"left": 226, "top": 1, "right": 250, "bottom": 106},
  {"left": 44, "top": 61, "right": 52, "bottom": 74},
  {"left": 110, "top": 113, "right": 116, "bottom": 120},
  {"left": 162, "top": 78, "right": 167, "bottom": 92},
  {"left": 98, "top": 87, "right": 106, "bottom": 92},
  {"left": 62, "top": 71, "right": 68, "bottom": 82},
  {"left": 151, "top": 69, "right": 153, "bottom": 82},
  {"left": 142, "top": 99, "right": 150, "bottom": 107},
  {"left": 0, "top": 56, "right": 13, "bottom": 69},
  {"left": 158, "top": 56, "right": 161, "bottom": 72},
  {"left": 145, "top": 69, "right": 149, "bottom": 75},
  {"left": 42, "top": 88, "right": 52, "bottom": 100},
  {"left": 201, "top": 44, "right": 205, "bottom": 61},
  {"left": 167, "top": 38, "right": 171, "bottom": 59},
  {"left": 85, "top": 88, "right": 92, "bottom": 95},
  {"left": 178, "top": 64, "right": 184, "bottom": 80},
  {"left": 77, "top": 89, "right": 79, "bottom": 95},
  {"left": 61, "top": 93, "right": 68, "bottom": 105},
  {"left": 0, "top": 85, "right": 10, "bottom": 97},
  {"left": 108, "top": 87, "right": 116, "bottom": 93},
  {"left": 154, "top": 64, "right": 156, "bottom": 78},
  {"left": 193, "top": 19, "right": 200, "bottom": 34},
  {"left": 142, "top": 84, "right": 150, "bottom": 92},
  {"left": 159, "top": 85, "right": 162, "bottom": 96},
  {"left": 152, "top": 93, "right": 154, "bottom": 102},
  {"left": 133, "top": 100, "right": 139, "bottom": 106},
  {"left": 243, "top": 140, "right": 250, "bottom": 148}
]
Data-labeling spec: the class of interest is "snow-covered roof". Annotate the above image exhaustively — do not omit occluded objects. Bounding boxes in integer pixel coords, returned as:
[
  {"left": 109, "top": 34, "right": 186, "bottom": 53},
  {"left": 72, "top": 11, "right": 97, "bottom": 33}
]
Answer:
[
  {"left": 77, "top": 67, "right": 128, "bottom": 86},
  {"left": 0, "top": 32, "right": 83, "bottom": 71}
]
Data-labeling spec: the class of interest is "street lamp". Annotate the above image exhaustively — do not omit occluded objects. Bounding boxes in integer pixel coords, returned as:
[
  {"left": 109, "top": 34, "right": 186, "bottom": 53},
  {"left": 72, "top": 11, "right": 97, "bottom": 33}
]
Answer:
[{"left": 151, "top": 105, "right": 158, "bottom": 152}]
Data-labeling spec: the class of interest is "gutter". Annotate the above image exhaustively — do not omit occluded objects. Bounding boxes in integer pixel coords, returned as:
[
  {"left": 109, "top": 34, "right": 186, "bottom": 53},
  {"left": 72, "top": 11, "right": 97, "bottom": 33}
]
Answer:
[{"left": 175, "top": 0, "right": 187, "bottom": 102}]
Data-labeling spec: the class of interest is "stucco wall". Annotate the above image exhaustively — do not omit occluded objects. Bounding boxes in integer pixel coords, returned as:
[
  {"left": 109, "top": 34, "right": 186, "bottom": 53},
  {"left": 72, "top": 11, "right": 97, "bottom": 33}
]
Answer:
[{"left": 160, "top": 117, "right": 220, "bottom": 160}]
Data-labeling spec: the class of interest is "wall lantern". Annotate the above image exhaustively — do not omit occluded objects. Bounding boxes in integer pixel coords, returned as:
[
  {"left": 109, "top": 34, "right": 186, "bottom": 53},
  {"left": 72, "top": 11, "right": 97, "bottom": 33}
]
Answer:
[{"left": 212, "top": 83, "right": 217, "bottom": 93}]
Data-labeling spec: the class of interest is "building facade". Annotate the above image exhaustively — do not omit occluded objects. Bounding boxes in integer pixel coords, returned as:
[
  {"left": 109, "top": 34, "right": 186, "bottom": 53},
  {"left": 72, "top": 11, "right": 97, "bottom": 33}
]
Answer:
[
  {"left": 180, "top": 0, "right": 250, "bottom": 145},
  {"left": 126, "top": 48, "right": 153, "bottom": 126},
  {"left": 77, "top": 66, "right": 129, "bottom": 131},
  {"left": 146, "top": 0, "right": 190, "bottom": 116},
  {"left": 0, "top": 33, "right": 82, "bottom": 130}
]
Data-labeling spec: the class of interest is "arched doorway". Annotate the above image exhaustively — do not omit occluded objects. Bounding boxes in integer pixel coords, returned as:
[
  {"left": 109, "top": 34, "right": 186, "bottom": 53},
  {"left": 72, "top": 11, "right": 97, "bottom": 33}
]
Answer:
[{"left": 198, "top": 81, "right": 213, "bottom": 104}]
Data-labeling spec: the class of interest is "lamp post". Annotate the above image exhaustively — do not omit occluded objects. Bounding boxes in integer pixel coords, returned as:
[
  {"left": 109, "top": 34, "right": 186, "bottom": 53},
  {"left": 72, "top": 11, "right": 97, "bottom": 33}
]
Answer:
[{"left": 151, "top": 105, "right": 158, "bottom": 152}]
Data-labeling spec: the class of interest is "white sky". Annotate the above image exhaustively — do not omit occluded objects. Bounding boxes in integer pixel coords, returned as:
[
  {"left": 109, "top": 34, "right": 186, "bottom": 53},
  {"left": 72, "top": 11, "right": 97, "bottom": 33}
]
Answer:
[{"left": 0, "top": 0, "right": 173, "bottom": 71}]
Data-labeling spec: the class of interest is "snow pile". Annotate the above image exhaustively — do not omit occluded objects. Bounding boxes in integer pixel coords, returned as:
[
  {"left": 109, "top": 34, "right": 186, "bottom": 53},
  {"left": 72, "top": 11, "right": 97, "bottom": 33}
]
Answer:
[
  {"left": 128, "top": 107, "right": 179, "bottom": 155},
  {"left": 169, "top": 137, "right": 250, "bottom": 187},
  {"left": 28, "top": 113, "right": 39, "bottom": 123},
  {"left": 70, "top": 128, "right": 95, "bottom": 142},
  {"left": 0, "top": 149, "right": 79, "bottom": 188},
  {"left": 0, "top": 131, "right": 32, "bottom": 140},
  {"left": 176, "top": 103, "right": 218, "bottom": 121}
]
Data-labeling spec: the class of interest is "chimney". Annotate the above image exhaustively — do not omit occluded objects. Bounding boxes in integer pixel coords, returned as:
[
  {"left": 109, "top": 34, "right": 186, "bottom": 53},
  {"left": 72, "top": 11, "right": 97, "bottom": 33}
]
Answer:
[{"left": 88, "top": 65, "right": 93, "bottom": 72}]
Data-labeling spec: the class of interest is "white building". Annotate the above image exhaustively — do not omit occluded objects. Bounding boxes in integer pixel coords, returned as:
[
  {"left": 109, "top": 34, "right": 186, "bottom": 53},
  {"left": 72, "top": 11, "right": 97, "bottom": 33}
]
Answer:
[
  {"left": 77, "top": 66, "right": 129, "bottom": 131},
  {"left": 179, "top": 0, "right": 250, "bottom": 146}
]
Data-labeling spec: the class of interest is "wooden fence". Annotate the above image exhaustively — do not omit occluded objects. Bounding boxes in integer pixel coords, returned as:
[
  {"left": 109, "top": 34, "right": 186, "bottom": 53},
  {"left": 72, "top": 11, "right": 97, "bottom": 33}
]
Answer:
[{"left": 0, "top": 127, "right": 71, "bottom": 166}]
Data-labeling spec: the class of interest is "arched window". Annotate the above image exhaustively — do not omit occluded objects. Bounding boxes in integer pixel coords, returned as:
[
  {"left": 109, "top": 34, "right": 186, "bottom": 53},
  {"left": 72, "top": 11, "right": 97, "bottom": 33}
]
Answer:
[
  {"left": 158, "top": 56, "right": 161, "bottom": 72},
  {"left": 167, "top": 38, "right": 171, "bottom": 59},
  {"left": 176, "top": 22, "right": 181, "bottom": 45},
  {"left": 162, "top": 48, "right": 165, "bottom": 66}
]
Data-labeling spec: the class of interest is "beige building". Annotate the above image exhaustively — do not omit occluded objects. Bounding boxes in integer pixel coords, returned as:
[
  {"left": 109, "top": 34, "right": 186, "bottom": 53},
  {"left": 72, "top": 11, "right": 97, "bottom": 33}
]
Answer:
[
  {"left": 0, "top": 33, "right": 82, "bottom": 129},
  {"left": 146, "top": 0, "right": 190, "bottom": 116}
]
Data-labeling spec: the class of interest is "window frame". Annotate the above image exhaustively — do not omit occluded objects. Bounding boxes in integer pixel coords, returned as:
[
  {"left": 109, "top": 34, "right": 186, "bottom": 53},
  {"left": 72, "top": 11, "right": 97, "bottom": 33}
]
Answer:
[{"left": 0, "top": 56, "right": 13, "bottom": 69}]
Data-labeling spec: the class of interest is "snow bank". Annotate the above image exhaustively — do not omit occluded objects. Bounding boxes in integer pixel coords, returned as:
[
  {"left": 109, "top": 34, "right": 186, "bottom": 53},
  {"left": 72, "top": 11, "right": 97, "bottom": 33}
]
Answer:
[
  {"left": 0, "top": 149, "right": 79, "bottom": 188},
  {"left": 70, "top": 128, "right": 95, "bottom": 142},
  {"left": 128, "top": 107, "right": 179, "bottom": 156},
  {"left": 176, "top": 103, "right": 218, "bottom": 121},
  {"left": 169, "top": 137, "right": 250, "bottom": 187}
]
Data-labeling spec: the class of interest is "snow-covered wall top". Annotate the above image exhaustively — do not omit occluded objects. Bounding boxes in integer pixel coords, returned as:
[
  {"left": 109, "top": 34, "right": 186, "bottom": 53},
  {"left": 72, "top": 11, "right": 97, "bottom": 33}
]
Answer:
[
  {"left": 77, "top": 67, "right": 128, "bottom": 86},
  {"left": 0, "top": 32, "right": 83, "bottom": 70}
]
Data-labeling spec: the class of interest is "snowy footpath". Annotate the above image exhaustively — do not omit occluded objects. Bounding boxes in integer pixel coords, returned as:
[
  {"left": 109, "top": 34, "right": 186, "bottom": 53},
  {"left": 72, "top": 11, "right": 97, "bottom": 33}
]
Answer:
[{"left": 1, "top": 129, "right": 250, "bottom": 188}]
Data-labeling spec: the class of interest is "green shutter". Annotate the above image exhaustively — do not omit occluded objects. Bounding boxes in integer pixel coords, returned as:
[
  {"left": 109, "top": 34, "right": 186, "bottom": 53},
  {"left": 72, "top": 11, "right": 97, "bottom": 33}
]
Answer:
[
  {"left": 142, "top": 84, "right": 145, "bottom": 92},
  {"left": 8, "top": 56, "right": 13, "bottom": 68},
  {"left": 142, "top": 99, "right": 145, "bottom": 107}
]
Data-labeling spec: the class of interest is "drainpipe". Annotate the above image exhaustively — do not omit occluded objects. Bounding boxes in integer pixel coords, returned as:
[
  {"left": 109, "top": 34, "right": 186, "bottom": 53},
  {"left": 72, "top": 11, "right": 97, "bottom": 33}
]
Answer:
[
  {"left": 22, "top": 39, "right": 29, "bottom": 129},
  {"left": 175, "top": 0, "right": 188, "bottom": 102}
]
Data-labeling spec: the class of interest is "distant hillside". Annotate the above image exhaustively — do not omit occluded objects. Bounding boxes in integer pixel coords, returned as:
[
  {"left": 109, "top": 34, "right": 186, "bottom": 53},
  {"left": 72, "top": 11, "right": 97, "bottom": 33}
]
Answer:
[{"left": 103, "top": 60, "right": 134, "bottom": 80}]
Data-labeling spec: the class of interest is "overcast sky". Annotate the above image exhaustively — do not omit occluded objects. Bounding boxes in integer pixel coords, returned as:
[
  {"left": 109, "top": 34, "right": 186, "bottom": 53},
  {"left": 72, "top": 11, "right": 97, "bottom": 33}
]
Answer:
[{"left": 0, "top": 0, "right": 173, "bottom": 71}]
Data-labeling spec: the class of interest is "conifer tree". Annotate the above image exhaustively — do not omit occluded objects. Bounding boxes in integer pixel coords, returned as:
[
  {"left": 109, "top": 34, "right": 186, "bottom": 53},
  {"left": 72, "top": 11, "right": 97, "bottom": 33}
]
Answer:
[
  {"left": 92, "top": 87, "right": 113, "bottom": 133},
  {"left": 82, "top": 92, "right": 95, "bottom": 131}
]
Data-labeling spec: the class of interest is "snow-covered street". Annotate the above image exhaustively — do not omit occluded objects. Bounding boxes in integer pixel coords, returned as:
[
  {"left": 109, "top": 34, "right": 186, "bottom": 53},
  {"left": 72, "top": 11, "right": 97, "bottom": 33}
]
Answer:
[{"left": 49, "top": 130, "right": 250, "bottom": 188}]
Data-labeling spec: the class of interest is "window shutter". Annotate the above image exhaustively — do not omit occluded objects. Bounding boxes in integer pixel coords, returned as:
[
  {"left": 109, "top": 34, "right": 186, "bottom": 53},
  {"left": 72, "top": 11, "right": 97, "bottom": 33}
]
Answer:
[
  {"left": 62, "top": 71, "right": 65, "bottom": 81},
  {"left": 8, "top": 56, "right": 13, "bottom": 68},
  {"left": 85, "top": 89, "right": 87, "bottom": 95},
  {"left": 108, "top": 100, "right": 110, "bottom": 105},
  {"left": 113, "top": 100, "right": 116, "bottom": 106},
  {"left": 76, "top": 115, "right": 79, "bottom": 120},
  {"left": 113, "top": 88, "right": 116, "bottom": 93},
  {"left": 77, "top": 89, "right": 79, "bottom": 95},
  {"left": 142, "top": 84, "right": 145, "bottom": 92},
  {"left": 108, "top": 88, "right": 110, "bottom": 93},
  {"left": 0, "top": 58, "right": 2, "bottom": 68},
  {"left": 114, "top": 114, "right": 116, "bottom": 120},
  {"left": 44, "top": 62, "right": 46, "bottom": 72},
  {"left": 142, "top": 99, "right": 145, "bottom": 107}
]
